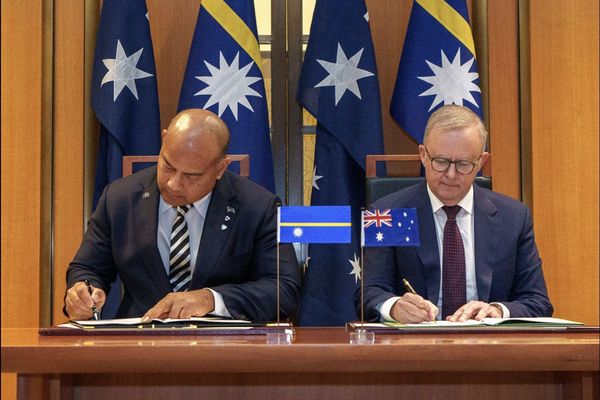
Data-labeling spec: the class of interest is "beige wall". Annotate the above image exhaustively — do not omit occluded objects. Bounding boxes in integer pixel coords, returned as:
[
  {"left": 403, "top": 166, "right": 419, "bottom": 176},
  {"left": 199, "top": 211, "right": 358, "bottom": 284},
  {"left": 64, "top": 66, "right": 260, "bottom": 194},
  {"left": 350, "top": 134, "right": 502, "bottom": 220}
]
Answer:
[{"left": 2, "top": 0, "right": 599, "bottom": 398}]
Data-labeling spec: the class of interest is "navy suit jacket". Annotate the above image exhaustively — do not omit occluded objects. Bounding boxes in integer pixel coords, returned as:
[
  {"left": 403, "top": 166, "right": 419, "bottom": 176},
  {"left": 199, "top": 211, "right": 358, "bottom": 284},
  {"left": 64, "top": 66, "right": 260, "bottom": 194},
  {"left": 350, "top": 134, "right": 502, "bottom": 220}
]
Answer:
[
  {"left": 360, "top": 181, "right": 553, "bottom": 320},
  {"left": 67, "top": 167, "right": 301, "bottom": 321}
]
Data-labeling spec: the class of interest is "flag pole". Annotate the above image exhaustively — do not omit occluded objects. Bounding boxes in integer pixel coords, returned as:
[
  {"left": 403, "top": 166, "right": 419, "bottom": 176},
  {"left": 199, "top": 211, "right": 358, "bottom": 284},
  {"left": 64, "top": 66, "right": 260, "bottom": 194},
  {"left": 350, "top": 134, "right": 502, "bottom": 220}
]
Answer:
[
  {"left": 360, "top": 208, "right": 365, "bottom": 327},
  {"left": 276, "top": 205, "right": 281, "bottom": 328}
]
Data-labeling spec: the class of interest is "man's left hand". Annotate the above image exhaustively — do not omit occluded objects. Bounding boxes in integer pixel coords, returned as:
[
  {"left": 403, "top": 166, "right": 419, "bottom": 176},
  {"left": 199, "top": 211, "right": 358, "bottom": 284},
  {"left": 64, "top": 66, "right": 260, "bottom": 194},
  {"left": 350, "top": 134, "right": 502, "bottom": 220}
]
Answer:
[
  {"left": 141, "top": 289, "right": 215, "bottom": 322},
  {"left": 446, "top": 301, "right": 503, "bottom": 322}
]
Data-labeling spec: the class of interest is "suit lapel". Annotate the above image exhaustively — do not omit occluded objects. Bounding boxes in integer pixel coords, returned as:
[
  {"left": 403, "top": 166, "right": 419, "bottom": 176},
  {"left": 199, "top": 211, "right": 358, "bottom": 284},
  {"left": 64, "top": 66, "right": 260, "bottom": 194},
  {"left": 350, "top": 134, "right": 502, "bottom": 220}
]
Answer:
[
  {"left": 473, "top": 186, "right": 499, "bottom": 302},
  {"left": 133, "top": 171, "right": 173, "bottom": 294},
  {"left": 413, "top": 183, "right": 441, "bottom": 305},
  {"left": 192, "top": 173, "right": 238, "bottom": 288}
]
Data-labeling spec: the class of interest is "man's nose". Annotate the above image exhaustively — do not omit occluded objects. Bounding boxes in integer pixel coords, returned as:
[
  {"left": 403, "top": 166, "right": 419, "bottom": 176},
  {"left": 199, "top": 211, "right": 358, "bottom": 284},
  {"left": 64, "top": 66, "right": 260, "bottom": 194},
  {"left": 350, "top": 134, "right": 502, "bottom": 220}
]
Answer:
[{"left": 167, "top": 173, "right": 183, "bottom": 190}]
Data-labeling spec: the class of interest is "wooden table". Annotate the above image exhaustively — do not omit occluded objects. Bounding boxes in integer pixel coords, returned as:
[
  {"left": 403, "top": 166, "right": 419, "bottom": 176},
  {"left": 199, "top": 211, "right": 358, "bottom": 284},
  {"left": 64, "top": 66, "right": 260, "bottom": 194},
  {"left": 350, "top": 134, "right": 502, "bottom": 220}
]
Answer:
[{"left": 2, "top": 327, "right": 598, "bottom": 400}]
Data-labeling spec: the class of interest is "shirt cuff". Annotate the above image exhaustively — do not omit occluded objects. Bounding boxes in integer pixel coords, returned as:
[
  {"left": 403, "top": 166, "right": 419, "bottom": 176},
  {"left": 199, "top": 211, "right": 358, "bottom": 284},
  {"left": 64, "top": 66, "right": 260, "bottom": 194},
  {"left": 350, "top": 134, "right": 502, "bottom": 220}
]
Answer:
[
  {"left": 206, "top": 288, "right": 232, "bottom": 318},
  {"left": 377, "top": 296, "right": 402, "bottom": 322},
  {"left": 490, "top": 302, "right": 510, "bottom": 318}
]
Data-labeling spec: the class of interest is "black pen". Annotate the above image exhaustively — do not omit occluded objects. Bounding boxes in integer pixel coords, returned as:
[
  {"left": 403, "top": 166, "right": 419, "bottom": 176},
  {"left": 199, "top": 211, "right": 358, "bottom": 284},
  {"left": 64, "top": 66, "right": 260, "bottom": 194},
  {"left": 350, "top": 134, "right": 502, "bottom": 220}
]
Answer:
[
  {"left": 84, "top": 280, "right": 100, "bottom": 320},
  {"left": 402, "top": 278, "right": 417, "bottom": 295}
]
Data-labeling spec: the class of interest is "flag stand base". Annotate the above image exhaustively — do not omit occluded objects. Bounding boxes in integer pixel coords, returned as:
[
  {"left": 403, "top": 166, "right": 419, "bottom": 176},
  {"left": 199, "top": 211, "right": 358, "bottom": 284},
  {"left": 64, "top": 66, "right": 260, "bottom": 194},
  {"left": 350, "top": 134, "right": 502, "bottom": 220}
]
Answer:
[
  {"left": 349, "top": 328, "right": 375, "bottom": 345},
  {"left": 266, "top": 328, "right": 294, "bottom": 345}
]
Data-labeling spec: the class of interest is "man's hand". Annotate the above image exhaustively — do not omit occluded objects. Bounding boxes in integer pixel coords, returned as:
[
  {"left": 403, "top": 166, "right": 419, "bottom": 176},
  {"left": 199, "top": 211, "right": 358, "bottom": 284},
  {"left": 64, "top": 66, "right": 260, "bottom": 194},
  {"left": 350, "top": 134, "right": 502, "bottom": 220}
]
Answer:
[
  {"left": 142, "top": 289, "right": 215, "bottom": 322},
  {"left": 446, "top": 301, "right": 503, "bottom": 322},
  {"left": 65, "top": 281, "right": 106, "bottom": 320},
  {"left": 390, "top": 293, "right": 439, "bottom": 323}
]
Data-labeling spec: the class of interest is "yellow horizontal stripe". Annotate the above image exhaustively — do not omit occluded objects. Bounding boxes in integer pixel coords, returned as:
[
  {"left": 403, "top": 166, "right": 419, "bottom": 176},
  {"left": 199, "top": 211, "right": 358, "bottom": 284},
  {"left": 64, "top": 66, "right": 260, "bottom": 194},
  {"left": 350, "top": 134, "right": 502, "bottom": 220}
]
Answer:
[
  {"left": 416, "top": 0, "right": 477, "bottom": 57},
  {"left": 202, "top": 0, "right": 264, "bottom": 75},
  {"left": 280, "top": 222, "right": 351, "bottom": 227}
]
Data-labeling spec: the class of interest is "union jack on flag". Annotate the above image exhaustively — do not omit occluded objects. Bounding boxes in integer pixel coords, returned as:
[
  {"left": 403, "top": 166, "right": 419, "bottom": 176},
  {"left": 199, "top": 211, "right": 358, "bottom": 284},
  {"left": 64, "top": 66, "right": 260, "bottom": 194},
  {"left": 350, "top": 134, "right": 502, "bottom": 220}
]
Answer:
[
  {"left": 363, "top": 209, "right": 393, "bottom": 228},
  {"left": 361, "top": 208, "right": 421, "bottom": 247}
]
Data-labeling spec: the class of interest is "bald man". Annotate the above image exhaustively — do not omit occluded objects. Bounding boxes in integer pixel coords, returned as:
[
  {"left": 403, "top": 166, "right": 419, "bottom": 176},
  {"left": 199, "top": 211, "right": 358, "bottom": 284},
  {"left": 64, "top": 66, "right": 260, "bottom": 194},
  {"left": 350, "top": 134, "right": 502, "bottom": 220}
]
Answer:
[{"left": 65, "top": 109, "right": 300, "bottom": 321}]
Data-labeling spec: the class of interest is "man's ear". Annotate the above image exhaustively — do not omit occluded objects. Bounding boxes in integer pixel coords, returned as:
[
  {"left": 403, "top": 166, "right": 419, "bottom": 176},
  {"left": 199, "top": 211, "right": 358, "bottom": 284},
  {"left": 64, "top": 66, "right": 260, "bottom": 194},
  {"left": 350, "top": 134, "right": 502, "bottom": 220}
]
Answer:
[
  {"left": 160, "top": 129, "right": 168, "bottom": 142},
  {"left": 478, "top": 152, "right": 490, "bottom": 173},
  {"left": 418, "top": 144, "right": 427, "bottom": 167},
  {"left": 216, "top": 157, "right": 231, "bottom": 180}
]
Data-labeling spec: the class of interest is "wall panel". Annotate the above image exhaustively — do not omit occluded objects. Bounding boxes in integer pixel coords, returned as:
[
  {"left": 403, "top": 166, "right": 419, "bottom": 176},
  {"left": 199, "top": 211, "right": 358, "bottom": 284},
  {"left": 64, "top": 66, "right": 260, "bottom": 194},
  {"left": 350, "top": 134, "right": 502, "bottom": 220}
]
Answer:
[
  {"left": 52, "top": 0, "right": 86, "bottom": 325},
  {"left": 1, "top": 0, "right": 46, "bottom": 398},
  {"left": 529, "top": 0, "right": 599, "bottom": 324}
]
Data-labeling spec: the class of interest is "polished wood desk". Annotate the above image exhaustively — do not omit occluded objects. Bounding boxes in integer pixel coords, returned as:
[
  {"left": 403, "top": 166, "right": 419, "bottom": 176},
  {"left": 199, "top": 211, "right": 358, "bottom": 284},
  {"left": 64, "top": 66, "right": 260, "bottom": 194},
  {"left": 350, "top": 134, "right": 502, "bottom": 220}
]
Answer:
[{"left": 2, "top": 327, "right": 598, "bottom": 400}]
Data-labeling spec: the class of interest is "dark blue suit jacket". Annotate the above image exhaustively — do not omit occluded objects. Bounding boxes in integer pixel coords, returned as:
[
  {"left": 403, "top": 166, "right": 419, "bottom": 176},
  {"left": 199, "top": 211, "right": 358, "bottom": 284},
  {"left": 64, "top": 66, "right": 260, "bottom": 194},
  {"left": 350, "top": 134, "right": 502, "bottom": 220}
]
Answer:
[
  {"left": 67, "top": 167, "right": 301, "bottom": 320},
  {"left": 360, "top": 181, "right": 553, "bottom": 320}
]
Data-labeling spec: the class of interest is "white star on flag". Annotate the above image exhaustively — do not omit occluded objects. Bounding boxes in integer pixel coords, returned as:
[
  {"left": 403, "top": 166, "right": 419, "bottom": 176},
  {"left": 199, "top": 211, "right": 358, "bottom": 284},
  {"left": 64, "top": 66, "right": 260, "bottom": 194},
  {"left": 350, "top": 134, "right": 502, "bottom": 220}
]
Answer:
[
  {"left": 312, "top": 165, "right": 323, "bottom": 190},
  {"left": 375, "top": 232, "right": 384, "bottom": 242},
  {"left": 293, "top": 227, "right": 304, "bottom": 238},
  {"left": 418, "top": 48, "right": 481, "bottom": 111},
  {"left": 315, "top": 43, "right": 375, "bottom": 105},
  {"left": 194, "top": 51, "right": 263, "bottom": 121},
  {"left": 101, "top": 40, "right": 153, "bottom": 101},
  {"left": 348, "top": 253, "right": 361, "bottom": 283}
]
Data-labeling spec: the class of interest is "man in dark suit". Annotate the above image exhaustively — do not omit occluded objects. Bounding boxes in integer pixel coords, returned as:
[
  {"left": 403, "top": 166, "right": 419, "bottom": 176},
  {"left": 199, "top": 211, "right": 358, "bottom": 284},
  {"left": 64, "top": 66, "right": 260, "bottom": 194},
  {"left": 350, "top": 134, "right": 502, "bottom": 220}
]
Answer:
[
  {"left": 65, "top": 109, "right": 300, "bottom": 321},
  {"left": 361, "top": 105, "right": 552, "bottom": 323}
]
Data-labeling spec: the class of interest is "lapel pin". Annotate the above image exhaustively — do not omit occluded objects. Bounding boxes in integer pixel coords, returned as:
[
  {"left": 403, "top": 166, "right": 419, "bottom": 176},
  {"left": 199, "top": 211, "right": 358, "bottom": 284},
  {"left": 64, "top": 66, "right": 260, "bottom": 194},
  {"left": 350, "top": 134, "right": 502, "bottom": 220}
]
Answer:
[
  {"left": 143, "top": 192, "right": 150, "bottom": 199},
  {"left": 221, "top": 224, "right": 228, "bottom": 231},
  {"left": 224, "top": 215, "right": 231, "bottom": 221},
  {"left": 227, "top": 206, "right": 236, "bottom": 214}
]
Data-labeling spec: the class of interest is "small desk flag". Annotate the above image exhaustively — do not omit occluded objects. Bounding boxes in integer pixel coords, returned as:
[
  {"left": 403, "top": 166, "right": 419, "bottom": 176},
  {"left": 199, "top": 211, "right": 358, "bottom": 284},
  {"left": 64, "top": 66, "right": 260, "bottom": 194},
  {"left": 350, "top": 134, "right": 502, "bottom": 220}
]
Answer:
[
  {"left": 390, "top": 0, "right": 483, "bottom": 144},
  {"left": 278, "top": 206, "right": 351, "bottom": 244},
  {"left": 362, "top": 209, "right": 420, "bottom": 247}
]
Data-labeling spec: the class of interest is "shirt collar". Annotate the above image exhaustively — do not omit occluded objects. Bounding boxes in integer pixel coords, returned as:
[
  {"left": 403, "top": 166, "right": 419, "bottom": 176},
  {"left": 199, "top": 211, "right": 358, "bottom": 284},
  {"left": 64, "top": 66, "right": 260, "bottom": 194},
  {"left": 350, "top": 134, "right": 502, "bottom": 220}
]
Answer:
[
  {"left": 159, "top": 191, "right": 213, "bottom": 219},
  {"left": 426, "top": 184, "right": 474, "bottom": 215}
]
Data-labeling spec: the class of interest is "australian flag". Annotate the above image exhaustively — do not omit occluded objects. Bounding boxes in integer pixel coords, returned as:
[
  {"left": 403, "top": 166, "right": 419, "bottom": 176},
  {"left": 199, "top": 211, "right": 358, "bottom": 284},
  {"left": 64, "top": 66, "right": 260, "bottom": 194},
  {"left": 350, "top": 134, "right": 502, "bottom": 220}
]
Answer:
[
  {"left": 91, "top": 0, "right": 161, "bottom": 318},
  {"left": 390, "top": 0, "right": 483, "bottom": 144},
  {"left": 91, "top": 0, "right": 161, "bottom": 207},
  {"left": 178, "top": 0, "right": 275, "bottom": 193},
  {"left": 296, "top": 0, "right": 385, "bottom": 326},
  {"left": 362, "top": 209, "right": 420, "bottom": 247},
  {"left": 278, "top": 206, "right": 351, "bottom": 244}
]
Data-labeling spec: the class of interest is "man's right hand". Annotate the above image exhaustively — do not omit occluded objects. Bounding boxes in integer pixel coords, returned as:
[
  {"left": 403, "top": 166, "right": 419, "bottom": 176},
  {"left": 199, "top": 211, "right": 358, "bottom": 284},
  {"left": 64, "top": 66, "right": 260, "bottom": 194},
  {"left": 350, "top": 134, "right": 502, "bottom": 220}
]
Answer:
[
  {"left": 65, "top": 281, "right": 106, "bottom": 320},
  {"left": 390, "top": 293, "right": 439, "bottom": 323}
]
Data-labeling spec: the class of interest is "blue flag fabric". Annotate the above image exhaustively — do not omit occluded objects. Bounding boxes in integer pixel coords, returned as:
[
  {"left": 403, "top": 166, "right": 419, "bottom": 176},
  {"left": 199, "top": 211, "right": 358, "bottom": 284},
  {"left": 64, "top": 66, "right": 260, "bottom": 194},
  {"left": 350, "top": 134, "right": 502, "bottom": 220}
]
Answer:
[
  {"left": 296, "top": 0, "right": 385, "bottom": 326},
  {"left": 178, "top": 0, "right": 275, "bottom": 193},
  {"left": 91, "top": 0, "right": 161, "bottom": 318},
  {"left": 390, "top": 0, "right": 483, "bottom": 144},
  {"left": 362, "top": 208, "right": 420, "bottom": 247},
  {"left": 91, "top": 0, "right": 161, "bottom": 207},
  {"left": 278, "top": 206, "right": 351, "bottom": 244}
]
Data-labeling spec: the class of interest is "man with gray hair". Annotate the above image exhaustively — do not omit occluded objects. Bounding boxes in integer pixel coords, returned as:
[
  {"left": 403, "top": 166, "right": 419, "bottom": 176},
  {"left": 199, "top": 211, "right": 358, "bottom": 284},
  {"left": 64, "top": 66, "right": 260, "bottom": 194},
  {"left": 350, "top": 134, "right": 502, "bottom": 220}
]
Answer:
[{"left": 361, "top": 105, "right": 552, "bottom": 323}]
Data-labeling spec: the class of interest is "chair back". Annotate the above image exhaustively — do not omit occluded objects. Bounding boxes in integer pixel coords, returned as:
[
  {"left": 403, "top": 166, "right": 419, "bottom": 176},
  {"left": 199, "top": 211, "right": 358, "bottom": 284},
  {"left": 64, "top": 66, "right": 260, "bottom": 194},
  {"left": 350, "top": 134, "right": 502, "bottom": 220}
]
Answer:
[
  {"left": 122, "top": 154, "right": 250, "bottom": 177},
  {"left": 365, "top": 154, "right": 492, "bottom": 204}
]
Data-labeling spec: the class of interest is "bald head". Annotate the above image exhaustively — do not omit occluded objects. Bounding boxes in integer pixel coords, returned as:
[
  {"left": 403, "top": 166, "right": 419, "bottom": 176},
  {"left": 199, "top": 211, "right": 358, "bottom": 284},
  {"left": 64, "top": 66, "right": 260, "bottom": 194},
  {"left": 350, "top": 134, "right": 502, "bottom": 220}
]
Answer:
[
  {"left": 163, "top": 108, "right": 230, "bottom": 159},
  {"left": 157, "top": 109, "right": 231, "bottom": 206}
]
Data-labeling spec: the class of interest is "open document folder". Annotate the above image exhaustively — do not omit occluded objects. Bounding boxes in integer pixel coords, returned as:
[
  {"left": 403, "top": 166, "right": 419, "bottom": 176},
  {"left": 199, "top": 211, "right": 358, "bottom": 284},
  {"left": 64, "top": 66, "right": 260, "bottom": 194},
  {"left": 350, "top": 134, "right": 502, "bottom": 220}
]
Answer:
[
  {"left": 348, "top": 317, "right": 591, "bottom": 334},
  {"left": 38, "top": 317, "right": 293, "bottom": 336}
]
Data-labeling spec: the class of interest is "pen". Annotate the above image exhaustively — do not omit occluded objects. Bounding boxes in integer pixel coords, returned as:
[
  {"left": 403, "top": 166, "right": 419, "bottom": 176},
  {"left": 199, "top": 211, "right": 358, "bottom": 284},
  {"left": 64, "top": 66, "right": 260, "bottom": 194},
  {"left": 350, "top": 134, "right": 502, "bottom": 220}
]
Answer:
[
  {"left": 403, "top": 278, "right": 417, "bottom": 295},
  {"left": 84, "top": 280, "right": 100, "bottom": 320}
]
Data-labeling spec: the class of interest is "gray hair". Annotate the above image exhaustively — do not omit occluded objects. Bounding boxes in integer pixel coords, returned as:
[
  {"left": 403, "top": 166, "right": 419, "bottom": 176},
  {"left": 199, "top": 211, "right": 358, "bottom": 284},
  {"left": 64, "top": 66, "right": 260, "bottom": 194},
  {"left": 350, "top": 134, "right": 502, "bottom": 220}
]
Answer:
[{"left": 423, "top": 105, "right": 488, "bottom": 151}]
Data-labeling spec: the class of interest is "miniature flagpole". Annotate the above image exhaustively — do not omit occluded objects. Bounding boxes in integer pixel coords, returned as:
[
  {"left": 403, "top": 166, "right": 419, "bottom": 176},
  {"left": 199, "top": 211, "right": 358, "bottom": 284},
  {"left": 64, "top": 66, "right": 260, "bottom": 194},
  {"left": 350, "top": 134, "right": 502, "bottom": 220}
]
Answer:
[
  {"left": 360, "top": 208, "right": 365, "bottom": 326},
  {"left": 276, "top": 205, "right": 281, "bottom": 327}
]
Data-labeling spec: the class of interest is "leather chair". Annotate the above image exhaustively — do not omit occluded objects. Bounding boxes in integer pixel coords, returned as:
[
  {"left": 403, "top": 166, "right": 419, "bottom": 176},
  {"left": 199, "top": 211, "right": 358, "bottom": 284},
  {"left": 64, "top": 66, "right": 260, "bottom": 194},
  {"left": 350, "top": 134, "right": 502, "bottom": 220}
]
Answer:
[{"left": 365, "top": 154, "right": 492, "bottom": 204}]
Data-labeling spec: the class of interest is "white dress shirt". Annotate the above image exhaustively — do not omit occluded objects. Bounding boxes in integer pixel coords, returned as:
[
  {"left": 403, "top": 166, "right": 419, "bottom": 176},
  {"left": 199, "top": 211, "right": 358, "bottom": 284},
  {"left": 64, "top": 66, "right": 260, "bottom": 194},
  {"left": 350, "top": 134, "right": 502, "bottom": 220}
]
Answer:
[
  {"left": 157, "top": 193, "right": 231, "bottom": 317},
  {"left": 378, "top": 184, "right": 509, "bottom": 321}
]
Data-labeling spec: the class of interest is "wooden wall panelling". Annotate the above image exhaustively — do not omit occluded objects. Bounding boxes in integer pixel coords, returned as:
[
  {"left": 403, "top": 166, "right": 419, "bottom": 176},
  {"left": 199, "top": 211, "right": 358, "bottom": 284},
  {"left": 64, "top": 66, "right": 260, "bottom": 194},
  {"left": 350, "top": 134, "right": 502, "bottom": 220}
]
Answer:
[
  {"left": 487, "top": 0, "right": 521, "bottom": 200},
  {"left": 1, "top": 0, "right": 47, "bottom": 398},
  {"left": 147, "top": 0, "right": 201, "bottom": 131},
  {"left": 529, "top": 0, "right": 599, "bottom": 324},
  {"left": 52, "top": 0, "right": 86, "bottom": 325}
]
